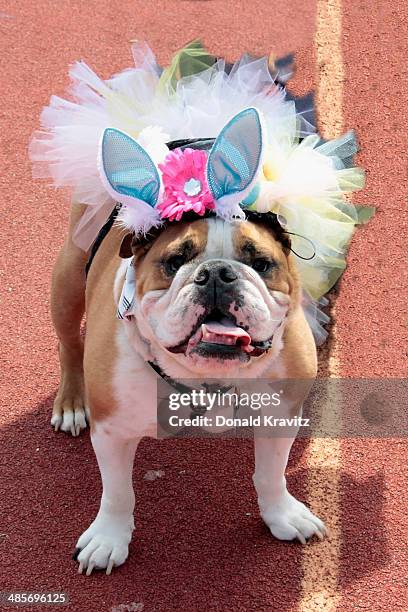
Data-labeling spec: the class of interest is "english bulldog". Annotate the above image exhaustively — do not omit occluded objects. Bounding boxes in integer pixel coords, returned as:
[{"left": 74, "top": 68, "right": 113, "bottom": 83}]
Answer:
[{"left": 51, "top": 203, "right": 327, "bottom": 576}]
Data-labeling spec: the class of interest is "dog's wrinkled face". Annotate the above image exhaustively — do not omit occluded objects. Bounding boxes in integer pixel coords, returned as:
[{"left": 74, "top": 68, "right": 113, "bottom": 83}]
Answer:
[{"left": 127, "top": 216, "right": 300, "bottom": 377}]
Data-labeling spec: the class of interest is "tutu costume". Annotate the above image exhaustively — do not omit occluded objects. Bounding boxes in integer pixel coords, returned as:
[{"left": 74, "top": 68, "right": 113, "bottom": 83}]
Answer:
[{"left": 29, "top": 41, "right": 371, "bottom": 344}]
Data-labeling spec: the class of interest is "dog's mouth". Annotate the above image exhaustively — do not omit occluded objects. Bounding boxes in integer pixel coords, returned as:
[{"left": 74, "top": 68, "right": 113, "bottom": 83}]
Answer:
[{"left": 167, "top": 308, "right": 274, "bottom": 359}]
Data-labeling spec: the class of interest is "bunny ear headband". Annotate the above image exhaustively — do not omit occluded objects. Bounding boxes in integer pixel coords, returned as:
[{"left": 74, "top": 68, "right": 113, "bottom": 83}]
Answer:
[
  {"left": 99, "top": 107, "right": 264, "bottom": 234},
  {"left": 30, "top": 41, "right": 372, "bottom": 303}
]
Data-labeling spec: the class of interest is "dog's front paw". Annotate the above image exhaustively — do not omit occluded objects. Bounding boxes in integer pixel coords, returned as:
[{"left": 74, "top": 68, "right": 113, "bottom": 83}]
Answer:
[
  {"left": 261, "top": 491, "right": 328, "bottom": 544},
  {"left": 74, "top": 514, "right": 134, "bottom": 575}
]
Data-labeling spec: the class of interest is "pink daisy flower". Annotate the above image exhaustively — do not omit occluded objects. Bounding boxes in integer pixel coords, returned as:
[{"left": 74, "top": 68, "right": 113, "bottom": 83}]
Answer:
[{"left": 157, "top": 148, "right": 215, "bottom": 222}]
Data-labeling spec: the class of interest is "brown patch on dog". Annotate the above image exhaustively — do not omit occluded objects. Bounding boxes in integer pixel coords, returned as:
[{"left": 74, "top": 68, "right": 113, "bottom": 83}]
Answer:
[
  {"left": 282, "top": 306, "right": 318, "bottom": 379},
  {"left": 84, "top": 224, "right": 124, "bottom": 423},
  {"left": 133, "top": 219, "right": 209, "bottom": 297},
  {"left": 232, "top": 222, "right": 301, "bottom": 305},
  {"left": 50, "top": 202, "right": 89, "bottom": 429}
]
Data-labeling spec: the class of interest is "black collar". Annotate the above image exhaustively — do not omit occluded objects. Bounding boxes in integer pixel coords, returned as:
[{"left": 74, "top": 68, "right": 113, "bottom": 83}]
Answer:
[
  {"left": 148, "top": 360, "right": 199, "bottom": 396},
  {"left": 148, "top": 360, "right": 234, "bottom": 417}
]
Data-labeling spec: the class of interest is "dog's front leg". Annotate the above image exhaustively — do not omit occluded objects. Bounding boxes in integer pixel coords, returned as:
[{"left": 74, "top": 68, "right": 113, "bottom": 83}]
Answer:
[
  {"left": 74, "top": 427, "right": 138, "bottom": 575},
  {"left": 253, "top": 428, "right": 327, "bottom": 544}
]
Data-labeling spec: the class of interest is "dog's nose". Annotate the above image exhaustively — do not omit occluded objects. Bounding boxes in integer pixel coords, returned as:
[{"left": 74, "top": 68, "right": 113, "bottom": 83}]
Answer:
[{"left": 194, "top": 262, "right": 238, "bottom": 286}]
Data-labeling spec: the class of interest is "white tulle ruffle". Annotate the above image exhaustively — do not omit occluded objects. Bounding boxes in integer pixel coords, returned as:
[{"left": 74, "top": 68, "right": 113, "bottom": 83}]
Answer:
[{"left": 29, "top": 42, "right": 314, "bottom": 250}]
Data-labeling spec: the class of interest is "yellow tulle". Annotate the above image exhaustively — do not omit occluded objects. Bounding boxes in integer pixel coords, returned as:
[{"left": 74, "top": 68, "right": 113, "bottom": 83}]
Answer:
[
  {"left": 251, "top": 132, "right": 367, "bottom": 299},
  {"left": 158, "top": 40, "right": 216, "bottom": 94},
  {"left": 100, "top": 42, "right": 217, "bottom": 135}
]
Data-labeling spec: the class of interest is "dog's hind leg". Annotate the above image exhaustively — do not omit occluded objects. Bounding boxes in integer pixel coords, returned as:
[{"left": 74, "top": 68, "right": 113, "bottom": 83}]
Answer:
[{"left": 50, "top": 202, "right": 89, "bottom": 436}]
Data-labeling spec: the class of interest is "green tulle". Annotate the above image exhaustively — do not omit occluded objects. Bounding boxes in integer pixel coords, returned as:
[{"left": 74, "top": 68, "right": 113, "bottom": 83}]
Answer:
[{"left": 158, "top": 40, "right": 216, "bottom": 94}]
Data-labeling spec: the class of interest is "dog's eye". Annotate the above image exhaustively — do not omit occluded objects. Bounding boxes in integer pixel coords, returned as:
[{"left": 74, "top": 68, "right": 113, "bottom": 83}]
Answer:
[
  {"left": 252, "top": 258, "right": 273, "bottom": 273},
  {"left": 164, "top": 255, "right": 185, "bottom": 275}
]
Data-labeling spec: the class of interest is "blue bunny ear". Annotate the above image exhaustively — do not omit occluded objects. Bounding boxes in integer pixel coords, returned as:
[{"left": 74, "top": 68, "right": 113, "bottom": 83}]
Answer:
[
  {"left": 99, "top": 127, "right": 162, "bottom": 234},
  {"left": 206, "top": 108, "right": 265, "bottom": 220},
  {"left": 100, "top": 128, "right": 161, "bottom": 207}
]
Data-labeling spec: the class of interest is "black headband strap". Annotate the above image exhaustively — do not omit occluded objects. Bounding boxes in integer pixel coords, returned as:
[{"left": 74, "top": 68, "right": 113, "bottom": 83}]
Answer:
[
  {"left": 283, "top": 231, "right": 316, "bottom": 261},
  {"left": 166, "top": 137, "right": 215, "bottom": 151}
]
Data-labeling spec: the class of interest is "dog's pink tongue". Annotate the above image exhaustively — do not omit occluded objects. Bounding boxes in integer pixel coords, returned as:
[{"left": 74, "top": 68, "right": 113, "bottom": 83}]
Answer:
[{"left": 201, "top": 318, "right": 251, "bottom": 347}]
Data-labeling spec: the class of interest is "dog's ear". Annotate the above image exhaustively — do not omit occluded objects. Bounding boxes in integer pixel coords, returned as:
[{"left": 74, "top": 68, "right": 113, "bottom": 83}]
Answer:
[
  {"left": 119, "top": 233, "right": 134, "bottom": 258},
  {"left": 119, "top": 225, "right": 167, "bottom": 260}
]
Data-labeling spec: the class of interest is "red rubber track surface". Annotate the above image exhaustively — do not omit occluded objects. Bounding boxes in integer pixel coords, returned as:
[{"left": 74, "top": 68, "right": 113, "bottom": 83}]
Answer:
[
  {"left": 0, "top": 1, "right": 406, "bottom": 610},
  {"left": 339, "top": 2, "right": 408, "bottom": 610}
]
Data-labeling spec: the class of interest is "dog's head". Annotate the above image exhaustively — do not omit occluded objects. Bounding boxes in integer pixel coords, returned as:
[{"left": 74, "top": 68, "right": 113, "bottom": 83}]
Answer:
[{"left": 120, "top": 212, "right": 300, "bottom": 378}]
